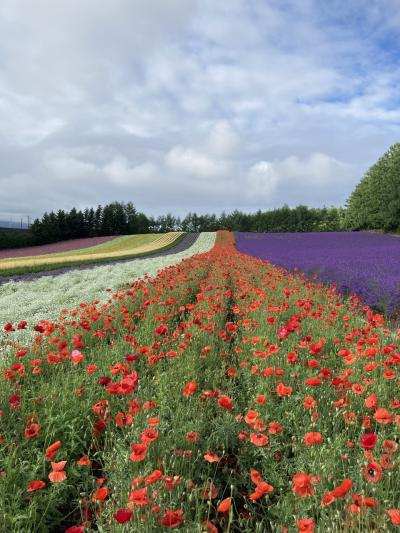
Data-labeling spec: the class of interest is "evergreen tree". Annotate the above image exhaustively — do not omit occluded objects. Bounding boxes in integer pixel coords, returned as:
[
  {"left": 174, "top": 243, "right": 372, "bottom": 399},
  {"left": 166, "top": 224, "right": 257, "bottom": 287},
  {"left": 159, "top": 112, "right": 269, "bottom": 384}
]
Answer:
[
  {"left": 125, "top": 202, "right": 138, "bottom": 234},
  {"left": 94, "top": 205, "right": 103, "bottom": 235}
]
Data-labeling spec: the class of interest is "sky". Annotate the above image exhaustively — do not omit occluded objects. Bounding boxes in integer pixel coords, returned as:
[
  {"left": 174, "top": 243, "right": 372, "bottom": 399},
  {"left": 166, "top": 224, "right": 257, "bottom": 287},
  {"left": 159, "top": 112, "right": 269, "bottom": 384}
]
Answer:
[{"left": 0, "top": 0, "right": 399, "bottom": 221}]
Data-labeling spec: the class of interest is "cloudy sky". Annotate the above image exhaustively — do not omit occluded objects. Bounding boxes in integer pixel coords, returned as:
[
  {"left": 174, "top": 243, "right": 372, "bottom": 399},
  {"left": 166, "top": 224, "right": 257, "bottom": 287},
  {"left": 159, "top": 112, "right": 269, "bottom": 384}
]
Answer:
[{"left": 0, "top": 0, "right": 399, "bottom": 221}]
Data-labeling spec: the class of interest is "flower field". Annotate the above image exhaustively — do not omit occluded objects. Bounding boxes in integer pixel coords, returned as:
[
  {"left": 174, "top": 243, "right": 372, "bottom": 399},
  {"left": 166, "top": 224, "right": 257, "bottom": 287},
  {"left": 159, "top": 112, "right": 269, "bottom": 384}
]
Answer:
[
  {"left": 0, "top": 233, "right": 215, "bottom": 358},
  {"left": 0, "top": 233, "right": 186, "bottom": 277},
  {"left": 0, "top": 236, "right": 119, "bottom": 260},
  {"left": 235, "top": 232, "right": 400, "bottom": 316},
  {"left": 0, "top": 231, "right": 398, "bottom": 532}
]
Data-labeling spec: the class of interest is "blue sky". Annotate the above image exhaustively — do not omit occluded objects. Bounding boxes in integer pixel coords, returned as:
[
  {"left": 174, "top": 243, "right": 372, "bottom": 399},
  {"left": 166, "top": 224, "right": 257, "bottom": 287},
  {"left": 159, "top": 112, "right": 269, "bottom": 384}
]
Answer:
[{"left": 0, "top": 0, "right": 399, "bottom": 220}]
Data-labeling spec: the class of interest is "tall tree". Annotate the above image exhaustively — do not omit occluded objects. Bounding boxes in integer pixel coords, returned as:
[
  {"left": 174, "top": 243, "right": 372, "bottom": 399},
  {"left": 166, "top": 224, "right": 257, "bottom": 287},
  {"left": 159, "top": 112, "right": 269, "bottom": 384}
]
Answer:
[{"left": 346, "top": 143, "right": 400, "bottom": 231}]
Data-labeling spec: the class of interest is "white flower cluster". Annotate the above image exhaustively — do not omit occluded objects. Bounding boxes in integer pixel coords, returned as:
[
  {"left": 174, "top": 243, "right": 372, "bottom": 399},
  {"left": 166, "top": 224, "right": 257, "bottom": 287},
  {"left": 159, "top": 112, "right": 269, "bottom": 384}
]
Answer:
[{"left": 0, "top": 233, "right": 216, "bottom": 354}]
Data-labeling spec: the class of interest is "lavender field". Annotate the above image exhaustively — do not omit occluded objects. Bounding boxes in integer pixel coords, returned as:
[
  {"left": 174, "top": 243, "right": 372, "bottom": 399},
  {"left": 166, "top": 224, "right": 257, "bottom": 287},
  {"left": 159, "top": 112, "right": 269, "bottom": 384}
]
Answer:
[{"left": 235, "top": 231, "right": 400, "bottom": 315}]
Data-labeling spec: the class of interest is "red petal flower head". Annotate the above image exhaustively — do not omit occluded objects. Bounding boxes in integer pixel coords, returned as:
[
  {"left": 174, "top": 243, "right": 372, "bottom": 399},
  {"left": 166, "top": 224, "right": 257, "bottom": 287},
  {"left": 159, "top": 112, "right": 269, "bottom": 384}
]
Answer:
[
  {"left": 360, "top": 433, "right": 377, "bottom": 450},
  {"left": 114, "top": 509, "right": 133, "bottom": 524}
]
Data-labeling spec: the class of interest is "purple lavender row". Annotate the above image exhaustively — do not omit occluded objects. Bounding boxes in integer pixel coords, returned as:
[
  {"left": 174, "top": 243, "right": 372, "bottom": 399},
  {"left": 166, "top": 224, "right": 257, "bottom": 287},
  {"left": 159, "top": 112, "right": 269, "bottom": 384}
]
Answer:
[{"left": 234, "top": 231, "right": 400, "bottom": 315}]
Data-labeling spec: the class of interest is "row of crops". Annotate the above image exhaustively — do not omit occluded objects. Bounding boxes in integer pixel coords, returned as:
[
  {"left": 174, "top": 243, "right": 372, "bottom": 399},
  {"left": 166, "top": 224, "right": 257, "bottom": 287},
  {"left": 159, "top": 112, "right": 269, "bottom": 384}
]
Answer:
[
  {"left": 0, "top": 231, "right": 398, "bottom": 531},
  {"left": 0, "top": 233, "right": 186, "bottom": 277}
]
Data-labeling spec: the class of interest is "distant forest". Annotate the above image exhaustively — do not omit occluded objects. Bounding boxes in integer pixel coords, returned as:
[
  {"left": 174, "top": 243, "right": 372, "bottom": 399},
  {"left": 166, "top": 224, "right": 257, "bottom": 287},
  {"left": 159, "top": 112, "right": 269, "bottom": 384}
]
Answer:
[{"left": 0, "top": 202, "right": 345, "bottom": 249}]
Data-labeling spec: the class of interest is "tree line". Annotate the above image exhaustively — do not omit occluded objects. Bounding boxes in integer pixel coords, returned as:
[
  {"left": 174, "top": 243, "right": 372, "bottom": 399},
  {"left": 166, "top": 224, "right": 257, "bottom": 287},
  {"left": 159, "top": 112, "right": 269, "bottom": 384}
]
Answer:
[{"left": 0, "top": 202, "right": 346, "bottom": 249}]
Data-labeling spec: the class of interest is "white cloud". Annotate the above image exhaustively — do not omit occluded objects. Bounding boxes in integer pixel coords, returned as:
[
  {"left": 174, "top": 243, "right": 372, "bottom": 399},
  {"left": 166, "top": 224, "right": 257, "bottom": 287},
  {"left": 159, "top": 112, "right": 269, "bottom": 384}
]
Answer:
[
  {"left": 0, "top": 0, "right": 399, "bottom": 218},
  {"left": 206, "top": 120, "right": 239, "bottom": 159},
  {"left": 165, "top": 146, "right": 229, "bottom": 178},
  {"left": 164, "top": 120, "right": 237, "bottom": 178},
  {"left": 104, "top": 157, "right": 157, "bottom": 185},
  {"left": 44, "top": 155, "right": 98, "bottom": 180},
  {"left": 276, "top": 153, "right": 353, "bottom": 186},
  {"left": 246, "top": 161, "right": 279, "bottom": 197}
]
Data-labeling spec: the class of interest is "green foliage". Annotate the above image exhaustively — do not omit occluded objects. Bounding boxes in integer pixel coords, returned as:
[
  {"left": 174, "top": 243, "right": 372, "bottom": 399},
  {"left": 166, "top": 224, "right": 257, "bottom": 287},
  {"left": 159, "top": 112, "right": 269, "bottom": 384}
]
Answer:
[
  {"left": 345, "top": 143, "right": 400, "bottom": 231},
  {"left": 216, "top": 205, "right": 345, "bottom": 232},
  {"left": 0, "top": 230, "right": 37, "bottom": 249},
  {"left": 28, "top": 202, "right": 151, "bottom": 246}
]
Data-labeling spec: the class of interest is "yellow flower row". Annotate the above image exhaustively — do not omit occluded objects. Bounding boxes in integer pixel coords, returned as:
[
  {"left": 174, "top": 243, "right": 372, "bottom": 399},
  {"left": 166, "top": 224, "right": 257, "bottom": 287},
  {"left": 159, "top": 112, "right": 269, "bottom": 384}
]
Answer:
[{"left": 0, "top": 233, "right": 184, "bottom": 270}]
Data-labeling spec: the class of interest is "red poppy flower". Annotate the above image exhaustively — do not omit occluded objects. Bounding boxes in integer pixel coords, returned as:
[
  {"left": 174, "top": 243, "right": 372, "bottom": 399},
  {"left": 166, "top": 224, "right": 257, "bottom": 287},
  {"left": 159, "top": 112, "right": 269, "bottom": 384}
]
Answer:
[
  {"left": 97, "top": 376, "right": 111, "bottom": 387},
  {"left": 160, "top": 508, "right": 184, "bottom": 528},
  {"left": 331, "top": 479, "right": 352, "bottom": 498},
  {"left": 70, "top": 350, "right": 84, "bottom": 365},
  {"left": 374, "top": 408, "right": 394, "bottom": 424},
  {"left": 25, "top": 423, "right": 40, "bottom": 439},
  {"left": 249, "top": 481, "right": 274, "bottom": 500},
  {"left": 140, "top": 428, "right": 158, "bottom": 445},
  {"left": 303, "top": 396, "right": 317, "bottom": 409},
  {"left": 255, "top": 394, "right": 267, "bottom": 404},
  {"left": 144, "top": 470, "right": 162, "bottom": 485},
  {"left": 92, "top": 399, "right": 109, "bottom": 419},
  {"left": 114, "top": 509, "right": 133, "bottom": 524},
  {"left": 359, "top": 433, "right": 377, "bottom": 450},
  {"left": 379, "top": 453, "right": 394, "bottom": 469},
  {"left": 49, "top": 461, "right": 67, "bottom": 483},
  {"left": 297, "top": 518, "right": 315, "bottom": 532},
  {"left": 304, "top": 377, "right": 322, "bottom": 387},
  {"left": 186, "top": 431, "right": 200, "bottom": 443},
  {"left": 364, "top": 393, "right": 377, "bottom": 409},
  {"left": 148, "top": 416, "right": 159, "bottom": 426},
  {"left": 292, "top": 472, "right": 315, "bottom": 497},
  {"left": 27, "top": 480, "right": 46, "bottom": 492},
  {"left": 276, "top": 382, "right": 293, "bottom": 397},
  {"left": 218, "top": 395, "right": 233, "bottom": 411},
  {"left": 204, "top": 450, "right": 220, "bottom": 463},
  {"left": 363, "top": 461, "right": 383, "bottom": 484},
  {"left": 217, "top": 498, "right": 231, "bottom": 513},
  {"left": 250, "top": 433, "right": 269, "bottom": 447},
  {"left": 130, "top": 443, "right": 147, "bottom": 462},
  {"left": 45, "top": 440, "right": 62, "bottom": 460},
  {"left": 9, "top": 395, "right": 20, "bottom": 410},
  {"left": 92, "top": 487, "right": 108, "bottom": 502},
  {"left": 115, "top": 412, "right": 133, "bottom": 427},
  {"left": 268, "top": 422, "right": 283, "bottom": 434},
  {"left": 249, "top": 468, "right": 262, "bottom": 484},
  {"left": 244, "top": 410, "right": 258, "bottom": 425},
  {"left": 182, "top": 381, "right": 198, "bottom": 398},
  {"left": 129, "top": 488, "right": 151, "bottom": 506},
  {"left": 321, "top": 492, "right": 336, "bottom": 506},
  {"left": 387, "top": 510, "right": 400, "bottom": 526},
  {"left": 383, "top": 439, "right": 398, "bottom": 453},
  {"left": 76, "top": 456, "right": 91, "bottom": 466},
  {"left": 304, "top": 432, "right": 323, "bottom": 447},
  {"left": 352, "top": 494, "right": 378, "bottom": 509}
]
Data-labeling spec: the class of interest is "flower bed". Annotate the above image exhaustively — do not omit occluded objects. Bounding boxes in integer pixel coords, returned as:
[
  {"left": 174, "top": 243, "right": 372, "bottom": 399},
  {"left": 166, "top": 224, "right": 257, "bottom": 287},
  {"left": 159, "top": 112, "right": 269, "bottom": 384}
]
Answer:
[
  {"left": 235, "top": 231, "right": 400, "bottom": 316},
  {"left": 0, "top": 231, "right": 398, "bottom": 531}
]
